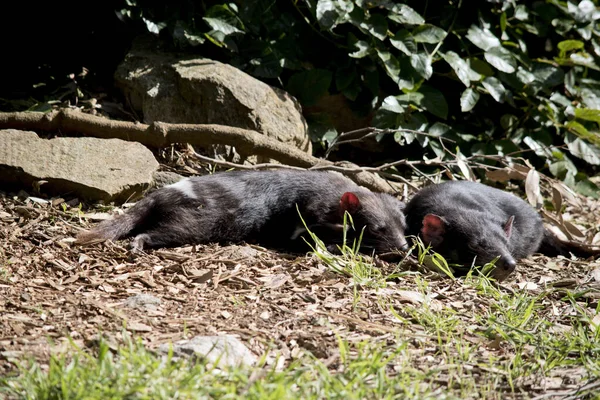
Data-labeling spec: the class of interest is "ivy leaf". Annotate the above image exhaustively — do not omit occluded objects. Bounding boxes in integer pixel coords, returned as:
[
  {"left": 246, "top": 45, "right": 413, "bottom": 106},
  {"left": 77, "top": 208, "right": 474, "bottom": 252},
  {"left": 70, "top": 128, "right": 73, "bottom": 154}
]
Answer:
[
  {"left": 390, "top": 30, "right": 416, "bottom": 55},
  {"left": 376, "top": 49, "right": 401, "bottom": 79},
  {"left": 316, "top": 0, "right": 354, "bottom": 29},
  {"left": 286, "top": 69, "right": 332, "bottom": 106},
  {"left": 395, "top": 113, "right": 429, "bottom": 145},
  {"left": 566, "top": 137, "right": 600, "bottom": 165},
  {"left": 566, "top": 120, "right": 595, "bottom": 140},
  {"left": 380, "top": 96, "right": 406, "bottom": 114},
  {"left": 482, "top": 76, "right": 509, "bottom": 103},
  {"left": 514, "top": 5, "right": 529, "bottom": 21},
  {"left": 411, "top": 24, "right": 446, "bottom": 44},
  {"left": 460, "top": 88, "right": 480, "bottom": 112},
  {"left": 387, "top": 4, "right": 424, "bottom": 25},
  {"left": 532, "top": 64, "right": 564, "bottom": 89},
  {"left": 410, "top": 53, "right": 432, "bottom": 79},
  {"left": 557, "top": 40, "right": 584, "bottom": 58},
  {"left": 575, "top": 108, "right": 600, "bottom": 124},
  {"left": 569, "top": 52, "right": 600, "bottom": 71},
  {"left": 349, "top": 38, "right": 371, "bottom": 58},
  {"left": 466, "top": 25, "right": 500, "bottom": 51},
  {"left": 484, "top": 47, "right": 517, "bottom": 73},
  {"left": 203, "top": 16, "right": 243, "bottom": 36},
  {"left": 419, "top": 85, "right": 449, "bottom": 119},
  {"left": 442, "top": 51, "right": 482, "bottom": 87},
  {"left": 361, "top": 13, "right": 388, "bottom": 41},
  {"left": 143, "top": 18, "right": 164, "bottom": 34}
]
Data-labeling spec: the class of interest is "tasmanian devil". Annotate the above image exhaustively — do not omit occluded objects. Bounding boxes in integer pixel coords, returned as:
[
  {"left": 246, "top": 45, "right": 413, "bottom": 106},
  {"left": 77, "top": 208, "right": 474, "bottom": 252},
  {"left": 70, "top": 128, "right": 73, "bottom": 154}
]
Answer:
[
  {"left": 404, "top": 181, "right": 600, "bottom": 280},
  {"left": 76, "top": 170, "right": 409, "bottom": 254}
]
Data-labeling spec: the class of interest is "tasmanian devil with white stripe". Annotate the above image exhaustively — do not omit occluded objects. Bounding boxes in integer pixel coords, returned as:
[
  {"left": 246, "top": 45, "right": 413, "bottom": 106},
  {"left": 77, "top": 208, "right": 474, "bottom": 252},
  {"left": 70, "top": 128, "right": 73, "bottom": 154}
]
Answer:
[
  {"left": 405, "top": 181, "right": 600, "bottom": 281},
  {"left": 76, "top": 170, "right": 409, "bottom": 254}
]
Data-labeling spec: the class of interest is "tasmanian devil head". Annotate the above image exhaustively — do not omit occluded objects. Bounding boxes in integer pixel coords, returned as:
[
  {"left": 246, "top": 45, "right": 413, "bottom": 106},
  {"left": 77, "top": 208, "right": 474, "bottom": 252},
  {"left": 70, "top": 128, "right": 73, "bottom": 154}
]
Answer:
[
  {"left": 420, "top": 213, "right": 517, "bottom": 281},
  {"left": 338, "top": 191, "right": 408, "bottom": 254}
]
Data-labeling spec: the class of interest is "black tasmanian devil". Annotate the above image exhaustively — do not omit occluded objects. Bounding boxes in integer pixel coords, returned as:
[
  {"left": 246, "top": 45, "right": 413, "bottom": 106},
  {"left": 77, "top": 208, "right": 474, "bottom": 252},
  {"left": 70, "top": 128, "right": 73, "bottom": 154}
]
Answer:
[
  {"left": 405, "top": 181, "right": 600, "bottom": 280},
  {"left": 76, "top": 170, "right": 409, "bottom": 254}
]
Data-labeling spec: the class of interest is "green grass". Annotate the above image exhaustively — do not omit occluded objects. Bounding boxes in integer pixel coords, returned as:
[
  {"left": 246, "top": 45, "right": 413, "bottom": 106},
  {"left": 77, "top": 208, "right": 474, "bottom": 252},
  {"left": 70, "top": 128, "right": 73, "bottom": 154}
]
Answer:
[
  {"left": 3, "top": 274, "right": 600, "bottom": 399},
  {"left": 4, "top": 217, "right": 600, "bottom": 399},
  {"left": 4, "top": 280, "right": 600, "bottom": 400}
]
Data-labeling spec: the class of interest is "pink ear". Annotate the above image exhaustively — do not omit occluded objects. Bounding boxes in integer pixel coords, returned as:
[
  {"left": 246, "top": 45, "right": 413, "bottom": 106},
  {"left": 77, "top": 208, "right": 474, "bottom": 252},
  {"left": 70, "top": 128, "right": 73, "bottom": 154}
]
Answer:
[
  {"left": 503, "top": 215, "right": 514, "bottom": 238},
  {"left": 421, "top": 214, "right": 446, "bottom": 247},
  {"left": 340, "top": 192, "right": 361, "bottom": 214}
]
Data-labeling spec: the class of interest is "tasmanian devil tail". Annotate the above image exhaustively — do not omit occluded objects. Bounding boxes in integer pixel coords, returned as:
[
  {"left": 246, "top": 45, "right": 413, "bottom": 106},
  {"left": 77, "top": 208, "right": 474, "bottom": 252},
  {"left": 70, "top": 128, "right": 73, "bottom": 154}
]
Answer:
[
  {"left": 538, "top": 229, "right": 600, "bottom": 259},
  {"left": 75, "top": 197, "right": 154, "bottom": 245}
]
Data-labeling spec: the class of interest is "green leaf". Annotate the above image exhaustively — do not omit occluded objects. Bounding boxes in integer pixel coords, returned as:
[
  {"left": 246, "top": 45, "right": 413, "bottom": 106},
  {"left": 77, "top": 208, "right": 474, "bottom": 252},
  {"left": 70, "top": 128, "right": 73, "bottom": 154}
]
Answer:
[
  {"left": 361, "top": 13, "right": 388, "bottom": 41},
  {"left": 557, "top": 40, "right": 584, "bottom": 58},
  {"left": 349, "top": 38, "right": 371, "bottom": 58},
  {"left": 566, "top": 137, "right": 600, "bottom": 165},
  {"left": 460, "top": 88, "right": 480, "bottom": 112},
  {"left": 566, "top": 120, "right": 594, "bottom": 139},
  {"left": 514, "top": 5, "right": 529, "bottom": 21},
  {"left": 466, "top": 25, "right": 500, "bottom": 51},
  {"left": 500, "top": 12, "right": 507, "bottom": 33},
  {"left": 387, "top": 4, "right": 424, "bottom": 25},
  {"left": 410, "top": 53, "right": 432, "bottom": 80},
  {"left": 569, "top": 52, "right": 600, "bottom": 71},
  {"left": 411, "top": 24, "right": 446, "bottom": 44},
  {"left": 532, "top": 65, "right": 564, "bottom": 89},
  {"left": 574, "top": 177, "right": 600, "bottom": 199},
  {"left": 484, "top": 47, "right": 517, "bottom": 73},
  {"left": 523, "top": 136, "right": 555, "bottom": 159},
  {"left": 286, "top": 69, "right": 332, "bottom": 106},
  {"left": 396, "top": 113, "right": 429, "bottom": 145},
  {"left": 442, "top": 51, "right": 482, "bottom": 87},
  {"left": 575, "top": 108, "right": 600, "bottom": 124},
  {"left": 482, "top": 76, "right": 509, "bottom": 103},
  {"left": 335, "top": 66, "right": 360, "bottom": 101},
  {"left": 419, "top": 85, "right": 449, "bottom": 119},
  {"left": 203, "top": 17, "right": 243, "bottom": 35},
  {"left": 316, "top": 0, "right": 354, "bottom": 29},
  {"left": 380, "top": 96, "right": 405, "bottom": 114},
  {"left": 376, "top": 49, "right": 400, "bottom": 79},
  {"left": 390, "top": 30, "right": 416, "bottom": 55}
]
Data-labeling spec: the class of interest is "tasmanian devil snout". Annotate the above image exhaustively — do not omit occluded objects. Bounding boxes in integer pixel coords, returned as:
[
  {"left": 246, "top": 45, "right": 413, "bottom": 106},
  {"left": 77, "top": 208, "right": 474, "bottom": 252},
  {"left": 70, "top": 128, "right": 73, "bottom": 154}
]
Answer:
[{"left": 76, "top": 170, "right": 409, "bottom": 255}]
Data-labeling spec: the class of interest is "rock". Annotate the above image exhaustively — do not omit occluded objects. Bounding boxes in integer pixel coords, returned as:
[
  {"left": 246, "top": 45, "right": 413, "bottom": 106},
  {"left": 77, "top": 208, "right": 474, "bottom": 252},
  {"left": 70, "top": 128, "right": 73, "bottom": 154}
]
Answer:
[
  {"left": 158, "top": 335, "right": 257, "bottom": 368},
  {"left": 115, "top": 35, "right": 311, "bottom": 154},
  {"left": 0, "top": 129, "right": 159, "bottom": 202},
  {"left": 123, "top": 293, "right": 162, "bottom": 312},
  {"left": 151, "top": 171, "right": 184, "bottom": 189}
]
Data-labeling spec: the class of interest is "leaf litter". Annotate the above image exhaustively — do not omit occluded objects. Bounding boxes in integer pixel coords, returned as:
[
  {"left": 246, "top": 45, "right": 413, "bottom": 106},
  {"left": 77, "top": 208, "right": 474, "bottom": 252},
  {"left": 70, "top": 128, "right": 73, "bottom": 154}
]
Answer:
[{"left": 1, "top": 187, "right": 600, "bottom": 399}]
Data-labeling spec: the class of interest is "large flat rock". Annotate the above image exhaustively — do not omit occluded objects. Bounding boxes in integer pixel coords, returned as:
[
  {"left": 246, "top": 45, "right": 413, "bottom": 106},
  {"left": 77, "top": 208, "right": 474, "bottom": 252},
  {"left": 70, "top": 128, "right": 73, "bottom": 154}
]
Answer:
[
  {"left": 115, "top": 36, "right": 311, "bottom": 154},
  {"left": 0, "top": 129, "right": 159, "bottom": 202}
]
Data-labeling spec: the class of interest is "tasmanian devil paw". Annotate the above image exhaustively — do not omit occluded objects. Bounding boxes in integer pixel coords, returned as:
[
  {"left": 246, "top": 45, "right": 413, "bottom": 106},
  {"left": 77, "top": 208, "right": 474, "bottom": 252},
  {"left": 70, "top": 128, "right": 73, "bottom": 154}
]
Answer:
[{"left": 131, "top": 234, "right": 151, "bottom": 254}]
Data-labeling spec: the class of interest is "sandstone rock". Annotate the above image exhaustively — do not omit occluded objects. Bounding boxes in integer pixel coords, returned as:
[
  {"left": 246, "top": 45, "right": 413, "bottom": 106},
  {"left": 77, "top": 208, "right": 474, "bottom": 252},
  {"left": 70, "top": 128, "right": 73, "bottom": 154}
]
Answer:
[
  {"left": 115, "top": 36, "right": 311, "bottom": 154},
  {"left": 0, "top": 129, "right": 159, "bottom": 202},
  {"left": 159, "top": 335, "right": 257, "bottom": 368},
  {"left": 151, "top": 171, "right": 184, "bottom": 189}
]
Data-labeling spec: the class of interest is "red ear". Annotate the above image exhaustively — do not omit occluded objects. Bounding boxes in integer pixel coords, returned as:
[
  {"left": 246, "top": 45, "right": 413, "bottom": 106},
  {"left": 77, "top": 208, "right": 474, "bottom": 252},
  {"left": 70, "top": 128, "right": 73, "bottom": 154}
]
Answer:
[
  {"left": 421, "top": 214, "right": 446, "bottom": 247},
  {"left": 340, "top": 192, "right": 361, "bottom": 214},
  {"left": 503, "top": 215, "right": 514, "bottom": 238}
]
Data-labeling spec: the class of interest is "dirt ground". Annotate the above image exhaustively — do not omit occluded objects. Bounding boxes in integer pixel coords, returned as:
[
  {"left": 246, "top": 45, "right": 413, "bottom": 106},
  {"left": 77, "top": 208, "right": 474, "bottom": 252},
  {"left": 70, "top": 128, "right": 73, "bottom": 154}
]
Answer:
[{"left": 1, "top": 185, "right": 600, "bottom": 397}]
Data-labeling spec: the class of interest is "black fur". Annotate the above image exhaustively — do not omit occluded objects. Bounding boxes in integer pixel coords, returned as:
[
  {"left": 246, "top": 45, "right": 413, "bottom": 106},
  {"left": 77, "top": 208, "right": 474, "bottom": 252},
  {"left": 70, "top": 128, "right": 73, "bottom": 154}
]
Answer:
[
  {"left": 77, "top": 170, "right": 408, "bottom": 254},
  {"left": 405, "top": 181, "right": 599, "bottom": 280}
]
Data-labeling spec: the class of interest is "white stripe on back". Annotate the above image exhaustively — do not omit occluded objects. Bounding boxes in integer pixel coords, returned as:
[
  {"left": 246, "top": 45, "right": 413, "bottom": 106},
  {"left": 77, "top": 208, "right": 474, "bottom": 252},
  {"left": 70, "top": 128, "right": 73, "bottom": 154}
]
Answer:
[{"left": 168, "top": 178, "right": 198, "bottom": 199}]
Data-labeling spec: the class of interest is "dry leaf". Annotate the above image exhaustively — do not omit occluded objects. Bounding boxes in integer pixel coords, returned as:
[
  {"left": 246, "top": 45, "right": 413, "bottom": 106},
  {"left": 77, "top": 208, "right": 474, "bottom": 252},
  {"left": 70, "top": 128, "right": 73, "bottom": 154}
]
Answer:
[
  {"left": 551, "top": 185, "right": 563, "bottom": 220},
  {"left": 525, "top": 169, "right": 542, "bottom": 209}
]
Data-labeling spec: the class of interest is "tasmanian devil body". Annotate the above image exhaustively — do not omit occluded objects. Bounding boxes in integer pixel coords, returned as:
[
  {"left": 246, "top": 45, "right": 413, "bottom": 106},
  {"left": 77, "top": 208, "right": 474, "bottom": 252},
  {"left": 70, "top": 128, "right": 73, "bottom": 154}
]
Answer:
[
  {"left": 405, "top": 181, "right": 599, "bottom": 280},
  {"left": 76, "top": 170, "right": 409, "bottom": 254}
]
